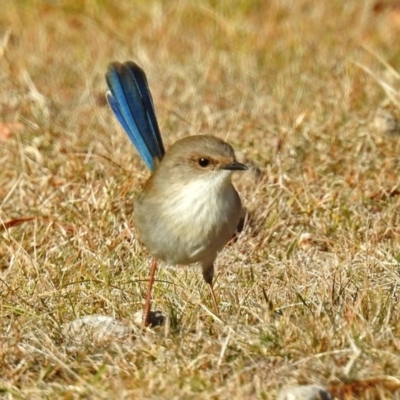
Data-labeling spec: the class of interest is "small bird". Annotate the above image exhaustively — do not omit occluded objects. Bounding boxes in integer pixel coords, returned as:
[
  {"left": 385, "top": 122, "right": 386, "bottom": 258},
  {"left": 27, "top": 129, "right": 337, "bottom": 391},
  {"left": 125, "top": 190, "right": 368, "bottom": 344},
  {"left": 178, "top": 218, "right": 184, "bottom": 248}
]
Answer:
[{"left": 105, "top": 61, "right": 247, "bottom": 326}]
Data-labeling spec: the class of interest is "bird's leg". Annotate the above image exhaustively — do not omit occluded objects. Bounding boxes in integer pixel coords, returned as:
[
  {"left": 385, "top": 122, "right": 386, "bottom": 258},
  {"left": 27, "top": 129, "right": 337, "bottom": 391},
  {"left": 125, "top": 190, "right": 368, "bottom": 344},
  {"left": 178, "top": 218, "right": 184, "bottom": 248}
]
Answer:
[
  {"left": 208, "top": 281, "right": 220, "bottom": 315},
  {"left": 202, "top": 263, "right": 220, "bottom": 315},
  {"left": 143, "top": 258, "right": 158, "bottom": 327}
]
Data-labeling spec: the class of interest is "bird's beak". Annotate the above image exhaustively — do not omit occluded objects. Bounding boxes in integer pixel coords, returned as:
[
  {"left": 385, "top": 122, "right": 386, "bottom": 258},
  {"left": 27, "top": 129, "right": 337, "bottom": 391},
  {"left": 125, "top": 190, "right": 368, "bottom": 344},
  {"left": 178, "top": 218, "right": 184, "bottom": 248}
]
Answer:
[{"left": 222, "top": 161, "right": 248, "bottom": 171}]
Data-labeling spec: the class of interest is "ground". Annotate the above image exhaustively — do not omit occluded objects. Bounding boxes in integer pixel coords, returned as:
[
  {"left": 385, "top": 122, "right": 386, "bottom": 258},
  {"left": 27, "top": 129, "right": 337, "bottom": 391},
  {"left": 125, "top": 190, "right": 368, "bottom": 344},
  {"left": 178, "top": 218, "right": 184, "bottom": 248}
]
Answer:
[{"left": 1, "top": 1, "right": 400, "bottom": 399}]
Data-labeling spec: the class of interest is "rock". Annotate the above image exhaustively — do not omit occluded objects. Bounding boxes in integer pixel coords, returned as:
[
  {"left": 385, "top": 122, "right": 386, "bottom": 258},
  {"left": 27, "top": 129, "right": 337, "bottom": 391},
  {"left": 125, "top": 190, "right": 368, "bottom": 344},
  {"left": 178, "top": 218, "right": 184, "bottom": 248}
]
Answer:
[
  {"left": 276, "top": 384, "right": 332, "bottom": 400},
  {"left": 63, "top": 315, "right": 131, "bottom": 344},
  {"left": 374, "top": 108, "right": 400, "bottom": 135},
  {"left": 133, "top": 310, "right": 166, "bottom": 327}
]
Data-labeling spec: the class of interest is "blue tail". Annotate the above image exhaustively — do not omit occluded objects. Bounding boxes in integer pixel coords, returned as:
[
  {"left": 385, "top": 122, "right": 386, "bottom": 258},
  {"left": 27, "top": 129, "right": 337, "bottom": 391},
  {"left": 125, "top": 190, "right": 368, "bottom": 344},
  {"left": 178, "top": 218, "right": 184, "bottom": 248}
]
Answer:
[{"left": 105, "top": 61, "right": 165, "bottom": 171}]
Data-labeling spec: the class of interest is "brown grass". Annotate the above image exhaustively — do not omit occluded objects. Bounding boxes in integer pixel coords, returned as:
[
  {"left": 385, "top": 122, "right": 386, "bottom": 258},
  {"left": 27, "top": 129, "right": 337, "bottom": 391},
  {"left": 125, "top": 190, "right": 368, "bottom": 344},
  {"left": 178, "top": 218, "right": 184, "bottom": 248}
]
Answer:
[{"left": 1, "top": 0, "right": 400, "bottom": 398}]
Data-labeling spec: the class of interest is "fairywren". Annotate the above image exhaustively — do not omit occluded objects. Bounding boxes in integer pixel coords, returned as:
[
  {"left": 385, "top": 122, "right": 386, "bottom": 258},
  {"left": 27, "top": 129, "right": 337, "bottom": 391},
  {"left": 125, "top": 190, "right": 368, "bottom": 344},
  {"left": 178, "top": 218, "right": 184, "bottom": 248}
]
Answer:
[{"left": 105, "top": 61, "right": 247, "bottom": 326}]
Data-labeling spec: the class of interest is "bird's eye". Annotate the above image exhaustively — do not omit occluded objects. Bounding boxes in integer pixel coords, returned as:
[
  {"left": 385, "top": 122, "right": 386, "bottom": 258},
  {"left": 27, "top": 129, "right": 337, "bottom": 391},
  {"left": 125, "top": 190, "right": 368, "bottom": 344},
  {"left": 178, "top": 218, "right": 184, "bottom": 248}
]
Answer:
[{"left": 198, "top": 158, "right": 210, "bottom": 167}]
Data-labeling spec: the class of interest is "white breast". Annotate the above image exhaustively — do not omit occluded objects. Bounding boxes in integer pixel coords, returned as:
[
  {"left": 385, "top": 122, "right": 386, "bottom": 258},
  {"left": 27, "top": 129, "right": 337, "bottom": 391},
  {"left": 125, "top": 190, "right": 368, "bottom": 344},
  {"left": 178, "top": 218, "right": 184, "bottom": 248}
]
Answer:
[
  {"left": 165, "top": 171, "right": 233, "bottom": 224},
  {"left": 160, "top": 171, "right": 241, "bottom": 263}
]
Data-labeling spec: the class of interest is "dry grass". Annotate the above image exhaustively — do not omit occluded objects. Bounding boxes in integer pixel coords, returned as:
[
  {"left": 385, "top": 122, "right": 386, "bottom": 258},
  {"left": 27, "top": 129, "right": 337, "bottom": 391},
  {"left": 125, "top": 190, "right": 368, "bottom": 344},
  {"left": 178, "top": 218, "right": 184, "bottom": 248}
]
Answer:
[{"left": 1, "top": 0, "right": 400, "bottom": 398}]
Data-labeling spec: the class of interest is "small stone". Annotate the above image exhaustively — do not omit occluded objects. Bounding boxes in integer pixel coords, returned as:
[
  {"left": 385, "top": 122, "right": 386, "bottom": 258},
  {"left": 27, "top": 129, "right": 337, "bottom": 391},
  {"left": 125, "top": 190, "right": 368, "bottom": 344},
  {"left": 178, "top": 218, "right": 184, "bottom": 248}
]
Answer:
[
  {"left": 133, "top": 310, "right": 166, "bottom": 327},
  {"left": 299, "top": 232, "right": 315, "bottom": 251},
  {"left": 298, "top": 232, "right": 329, "bottom": 252},
  {"left": 276, "top": 384, "right": 332, "bottom": 400},
  {"left": 374, "top": 108, "right": 400, "bottom": 135},
  {"left": 63, "top": 315, "right": 131, "bottom": 344}
]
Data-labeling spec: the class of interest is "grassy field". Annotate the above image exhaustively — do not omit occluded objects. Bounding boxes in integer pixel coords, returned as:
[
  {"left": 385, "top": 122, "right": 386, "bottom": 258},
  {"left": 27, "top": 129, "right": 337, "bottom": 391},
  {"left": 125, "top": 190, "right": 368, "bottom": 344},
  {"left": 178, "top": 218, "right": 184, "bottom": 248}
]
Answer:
[{"left": 1, "top": 0, "right": 400, "bottom": 398}]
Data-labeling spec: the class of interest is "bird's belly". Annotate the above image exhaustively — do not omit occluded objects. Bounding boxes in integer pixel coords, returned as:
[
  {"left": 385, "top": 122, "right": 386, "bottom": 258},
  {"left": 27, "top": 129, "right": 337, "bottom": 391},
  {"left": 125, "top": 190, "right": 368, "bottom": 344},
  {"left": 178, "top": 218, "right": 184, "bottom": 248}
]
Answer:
[{"left": 134, "top": 181, "right": 241, "bottom": 266}]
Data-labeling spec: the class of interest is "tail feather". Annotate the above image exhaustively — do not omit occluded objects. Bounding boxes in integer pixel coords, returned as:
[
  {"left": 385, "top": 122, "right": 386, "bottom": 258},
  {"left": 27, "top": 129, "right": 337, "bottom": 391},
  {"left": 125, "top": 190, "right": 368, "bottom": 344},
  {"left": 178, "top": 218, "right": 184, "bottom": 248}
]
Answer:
[{"left": 105, "top": 61, "right": 165, "bottom": 171}]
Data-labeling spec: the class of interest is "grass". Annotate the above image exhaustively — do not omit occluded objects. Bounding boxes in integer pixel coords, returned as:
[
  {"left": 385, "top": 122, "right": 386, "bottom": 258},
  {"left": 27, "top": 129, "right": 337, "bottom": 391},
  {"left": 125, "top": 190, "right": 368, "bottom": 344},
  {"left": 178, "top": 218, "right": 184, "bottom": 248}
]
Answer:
[{"left": 1, "top": 0, "right": 400, "bottom": 398}]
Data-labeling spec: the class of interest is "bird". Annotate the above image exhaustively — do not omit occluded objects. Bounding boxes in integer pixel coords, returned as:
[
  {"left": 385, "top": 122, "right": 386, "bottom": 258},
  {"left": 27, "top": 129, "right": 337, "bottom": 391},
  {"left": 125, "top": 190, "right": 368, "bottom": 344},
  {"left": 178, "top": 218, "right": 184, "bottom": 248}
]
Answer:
[{"left": 105, "top": 61, "right": 247, "bottom": 327}]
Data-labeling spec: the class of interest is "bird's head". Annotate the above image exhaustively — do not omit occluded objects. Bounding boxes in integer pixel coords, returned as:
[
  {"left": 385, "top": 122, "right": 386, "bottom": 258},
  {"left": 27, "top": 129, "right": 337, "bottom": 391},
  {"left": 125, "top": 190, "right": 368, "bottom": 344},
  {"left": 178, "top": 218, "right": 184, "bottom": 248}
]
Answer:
[{"left": 160, "top": 135, "right": 248, "bottom": 185}]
